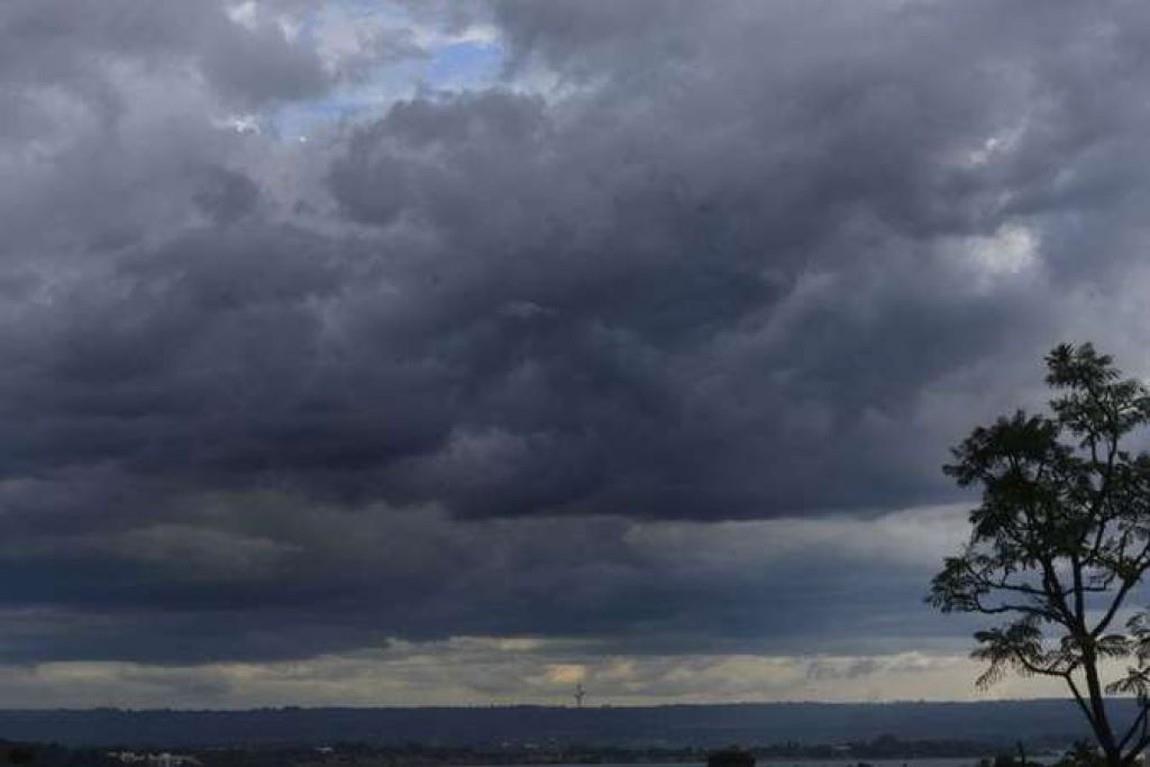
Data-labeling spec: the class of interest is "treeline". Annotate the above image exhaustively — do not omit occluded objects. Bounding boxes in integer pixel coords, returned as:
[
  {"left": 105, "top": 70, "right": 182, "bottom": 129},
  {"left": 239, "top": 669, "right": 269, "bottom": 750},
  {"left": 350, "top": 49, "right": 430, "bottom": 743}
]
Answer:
[
  {"left": 756, "top": 735, "right": 1001, "bottom": 759},
  {"left": 0, "top": 740, "right": 120, "bottom": 767},
  {"left": 0, "top": 736, "right": 1082, "bottom": 767},
  {"left": 178, "top": 736, "right": 1007, "bottom": 767}
]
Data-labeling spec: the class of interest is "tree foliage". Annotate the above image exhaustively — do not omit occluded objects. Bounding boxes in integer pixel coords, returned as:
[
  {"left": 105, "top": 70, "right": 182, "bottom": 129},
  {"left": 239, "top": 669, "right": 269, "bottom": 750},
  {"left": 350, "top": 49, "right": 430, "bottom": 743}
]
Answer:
[{"left": 929, "top": 343, "right": 1150, "bottom": 767}]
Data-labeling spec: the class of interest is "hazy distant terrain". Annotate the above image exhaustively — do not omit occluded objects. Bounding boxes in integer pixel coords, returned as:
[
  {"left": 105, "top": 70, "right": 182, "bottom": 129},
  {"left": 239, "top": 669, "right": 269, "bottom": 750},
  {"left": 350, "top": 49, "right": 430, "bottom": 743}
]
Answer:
[{"left": 0, "top": 700, "right": 1121, "bottom": 748}]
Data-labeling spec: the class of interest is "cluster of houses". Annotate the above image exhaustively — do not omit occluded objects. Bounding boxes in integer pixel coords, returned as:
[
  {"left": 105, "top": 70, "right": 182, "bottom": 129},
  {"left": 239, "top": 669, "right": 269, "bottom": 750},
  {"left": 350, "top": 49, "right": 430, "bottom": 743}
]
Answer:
[{"left": 106, "top": 752, "right": 202, "bottom": 767}]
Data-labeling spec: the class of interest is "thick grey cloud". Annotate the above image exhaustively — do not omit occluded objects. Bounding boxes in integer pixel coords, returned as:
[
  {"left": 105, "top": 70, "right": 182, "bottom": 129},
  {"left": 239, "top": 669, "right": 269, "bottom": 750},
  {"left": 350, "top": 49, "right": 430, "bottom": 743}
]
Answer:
[
  {"left": 0, "top": 1, "right": 328, "bottom": 107},
  {"left": 0, "top": 501, "right": 975, "bottom": 664},
  {"left": 0, "top": 0, "right": 1149, "bottom": 685}
]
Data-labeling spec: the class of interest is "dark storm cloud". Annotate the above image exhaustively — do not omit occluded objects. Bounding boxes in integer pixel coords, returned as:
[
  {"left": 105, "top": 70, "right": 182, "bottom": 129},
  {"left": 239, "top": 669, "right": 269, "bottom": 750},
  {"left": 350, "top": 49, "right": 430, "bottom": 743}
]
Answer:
[
  {"left": 0, "top": 0, "right": 1149, "bottom": 669},
  {"left": 0, "top": 501, "right": 972, "bottom": 663}
]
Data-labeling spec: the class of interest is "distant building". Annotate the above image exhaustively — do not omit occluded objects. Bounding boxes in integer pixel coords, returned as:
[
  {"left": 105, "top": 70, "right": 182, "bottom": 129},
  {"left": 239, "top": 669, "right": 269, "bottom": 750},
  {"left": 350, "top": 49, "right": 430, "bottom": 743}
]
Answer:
[
  {"left": 107, "top": 752, "right": 203, "bottom": 767},
  {"left": 708, "top": 748, "right": 755, "bottom": 767}
]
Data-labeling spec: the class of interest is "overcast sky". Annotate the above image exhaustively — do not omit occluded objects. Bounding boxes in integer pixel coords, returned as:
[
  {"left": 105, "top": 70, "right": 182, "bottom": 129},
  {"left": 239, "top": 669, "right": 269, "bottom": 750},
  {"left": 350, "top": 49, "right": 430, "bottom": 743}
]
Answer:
[{"left": 1, "top": 0, "right": 1150, "bottom": 708}]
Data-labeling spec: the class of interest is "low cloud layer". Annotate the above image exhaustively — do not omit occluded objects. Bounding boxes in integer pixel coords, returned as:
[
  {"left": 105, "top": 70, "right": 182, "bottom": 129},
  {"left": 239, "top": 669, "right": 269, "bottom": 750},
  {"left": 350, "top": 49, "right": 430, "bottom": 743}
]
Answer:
[
  {"left": 0, "top": 502, "right": 972, "bottom": 664},
  {"left": 0, "top": 643, "right": 1066, "bottom": 709},
  {"left": 1, "top": 0, "right": 1149, "bottom": 703}
]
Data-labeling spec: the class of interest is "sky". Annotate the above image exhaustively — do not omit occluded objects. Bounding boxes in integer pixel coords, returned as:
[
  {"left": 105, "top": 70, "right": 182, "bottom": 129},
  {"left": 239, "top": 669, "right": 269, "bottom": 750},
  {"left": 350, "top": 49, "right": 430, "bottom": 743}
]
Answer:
[{"left": 0, "top": 0, "right": 1150, "bottom": 708}]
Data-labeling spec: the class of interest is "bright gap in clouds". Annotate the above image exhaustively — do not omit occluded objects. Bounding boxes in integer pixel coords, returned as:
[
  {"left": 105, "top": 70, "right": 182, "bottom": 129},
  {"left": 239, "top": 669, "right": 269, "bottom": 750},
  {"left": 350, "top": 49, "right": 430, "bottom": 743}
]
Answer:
[
  {"left": 262, "top": 2, "right": 506, "bottom": 140},
  {"left": 0, "top": 647, "right": 1061, "bottom": 710}
]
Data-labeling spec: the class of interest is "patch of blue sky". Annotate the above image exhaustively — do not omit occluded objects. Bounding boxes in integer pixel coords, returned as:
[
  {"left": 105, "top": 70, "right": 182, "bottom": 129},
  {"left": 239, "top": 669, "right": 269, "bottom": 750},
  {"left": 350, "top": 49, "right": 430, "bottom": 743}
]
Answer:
[
  {"left": 256, "top": 0, "right": 508, "bottom": 142},
  {"left": 269, "top": 59, "right": 423, "bottom": 139},
  {"left": 426, "top": 40, "right": 504, "bottom": 90},
  {"left": 268, "top": 39, "right": 504, "bottom": 141}
]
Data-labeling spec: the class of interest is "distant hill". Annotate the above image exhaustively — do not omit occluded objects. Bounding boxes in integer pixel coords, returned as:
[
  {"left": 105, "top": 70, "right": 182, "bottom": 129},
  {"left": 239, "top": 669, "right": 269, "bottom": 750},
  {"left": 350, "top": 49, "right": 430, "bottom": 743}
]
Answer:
[{"left": 0, "top": 699, "right": 1124, "bottom": 749}]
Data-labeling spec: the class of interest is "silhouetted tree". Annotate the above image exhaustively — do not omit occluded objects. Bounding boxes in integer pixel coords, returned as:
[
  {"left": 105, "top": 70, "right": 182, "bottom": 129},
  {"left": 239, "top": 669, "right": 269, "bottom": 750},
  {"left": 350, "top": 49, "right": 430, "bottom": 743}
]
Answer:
[{"left": 929, "top": 343, "right": 1150, "bottom": 767}]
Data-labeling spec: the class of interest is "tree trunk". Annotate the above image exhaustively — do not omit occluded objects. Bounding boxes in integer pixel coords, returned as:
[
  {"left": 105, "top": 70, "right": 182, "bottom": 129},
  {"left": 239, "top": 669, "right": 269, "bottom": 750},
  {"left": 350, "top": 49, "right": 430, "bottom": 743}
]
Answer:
[{"left": 1078, "top": 644, "right": 1123, "bottom": 767}]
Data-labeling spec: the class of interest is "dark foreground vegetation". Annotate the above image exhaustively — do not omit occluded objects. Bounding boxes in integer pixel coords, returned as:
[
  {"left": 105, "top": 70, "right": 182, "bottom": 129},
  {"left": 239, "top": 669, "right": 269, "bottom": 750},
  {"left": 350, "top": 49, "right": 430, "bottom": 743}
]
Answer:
[
  {"left": 0, "top": 737, "right": 1053, "bottom": 767},
  {"left": 0, "top": 735, "right": 1098, "bottom": 767},
  {"left": 192, "top": 737, "right": 1000, "bottom": 767}
]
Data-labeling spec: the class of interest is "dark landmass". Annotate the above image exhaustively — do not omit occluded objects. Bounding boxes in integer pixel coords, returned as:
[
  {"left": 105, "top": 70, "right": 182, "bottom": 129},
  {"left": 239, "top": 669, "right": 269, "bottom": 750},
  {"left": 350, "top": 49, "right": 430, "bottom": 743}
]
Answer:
[
  {"left": 0, "top": 735, "right": 1080, "bottom": 767},
  {"left": 184, "top": 736, "right": 1023, "bottom": 767},
  {"left": 0, "top": 740, "right": 120, "bottom": 767},
  {"left": 0, "top": 700, "right": 1122, "bottom": 749}
]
